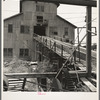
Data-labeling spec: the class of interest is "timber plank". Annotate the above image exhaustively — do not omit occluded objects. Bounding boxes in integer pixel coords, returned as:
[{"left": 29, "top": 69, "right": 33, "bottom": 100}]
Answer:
[
  {"left": 9, "top": 83, "right": 23, "bottom": 86},
  {"left": 80, "top": 77, "right": 96, "bottom": 92},
  {"left": 5, "top": 72, "right": 57, "bottom": 78},
  {"left": 9, "top": 81, "right": 23, "bottom": 84},
  {"left": 88, "top": 78, "right": 97, "bottom": 83}
]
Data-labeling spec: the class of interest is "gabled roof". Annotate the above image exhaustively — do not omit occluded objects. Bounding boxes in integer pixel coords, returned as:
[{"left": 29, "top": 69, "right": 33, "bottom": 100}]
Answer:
[
  {"left": 4, "top": 11, "right": 77, "bottom": 29},
  {"left": 56, "top": 15, "right": 77, "bottom": 28},
  {"left": 4, "top": 13, "right": 23, "bottom": 21}
]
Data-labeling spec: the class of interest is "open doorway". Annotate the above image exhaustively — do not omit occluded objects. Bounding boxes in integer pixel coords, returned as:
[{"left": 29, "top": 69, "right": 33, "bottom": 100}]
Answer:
[{"left": 34, "top": 26, "right": 46, "bottom": 36}]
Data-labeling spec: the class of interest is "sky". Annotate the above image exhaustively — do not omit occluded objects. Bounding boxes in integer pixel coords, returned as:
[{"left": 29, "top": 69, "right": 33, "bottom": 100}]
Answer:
[{"left": 3, "top": 0, "right": 97, "bottom": 45}]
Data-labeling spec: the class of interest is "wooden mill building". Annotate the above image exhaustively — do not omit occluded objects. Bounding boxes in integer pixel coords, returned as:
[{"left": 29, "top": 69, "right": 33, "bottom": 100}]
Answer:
[{"left": 4, "top": 0, "right": 77, "bottom": 61}]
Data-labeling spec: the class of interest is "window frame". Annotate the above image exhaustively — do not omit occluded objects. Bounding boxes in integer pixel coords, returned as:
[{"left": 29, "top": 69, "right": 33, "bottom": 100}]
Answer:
[
  {"left": 49, "top": 27, "right": 58, "bottom": 35},
  {"left": 8, "top": 24, "right": 13, "bottom": 33},
  {"left": 19, "top": 48, "right": 29, "bottom": 57},
  {"left": 37, "top": 16, "right": 43, "bottom": 23},
  {"left": 36, "top": 5, "right": 44, "bottom": 12},
  {"left": 20, "top": 25, "right": 30, "bottom": 34},
  {"left": 64, "top": 27, "right": 68, "bottom": 36},
  {"left": 4, "top": 48, "right": 13, "bottom": 57}
]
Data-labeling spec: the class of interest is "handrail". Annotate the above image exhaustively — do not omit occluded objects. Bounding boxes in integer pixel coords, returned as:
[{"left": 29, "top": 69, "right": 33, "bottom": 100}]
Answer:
[
  {"left": 55, "top": 33, "right": 87, "bottom": 78},
  {"left": 33, "top": 34, "right": 96, "bottom": 60}
]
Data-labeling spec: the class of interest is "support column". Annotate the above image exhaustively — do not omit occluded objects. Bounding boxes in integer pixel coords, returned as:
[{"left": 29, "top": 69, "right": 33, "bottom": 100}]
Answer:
[
  {"left": 77, "top": 28, "right": 80, "bottom": 62},
  {"left": 58, "top": 57, "right": 63, "bottom": 83},
  {"left": 86, "top": 6, "right": 92, "bottom": 77}
]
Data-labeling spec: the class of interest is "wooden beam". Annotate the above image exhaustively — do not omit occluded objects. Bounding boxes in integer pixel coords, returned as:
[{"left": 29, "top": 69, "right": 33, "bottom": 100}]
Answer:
[
  {"left": 69, "top": 71, "right": 87, "bottom": 78},
  {"left": 5, "top": 72, "right": 57, "bottom": 78},
  {"left": 80, "top": 77, "right": 96, "bottom": 92},
  {"left": 86, "top": 6, "right": 92, "bottom": 77},
  {"left": 26, "top": 0, "right": 97, "bottom": 7},
  {"left": 22, "top": 78, "right": 26, "bottom": 91}
]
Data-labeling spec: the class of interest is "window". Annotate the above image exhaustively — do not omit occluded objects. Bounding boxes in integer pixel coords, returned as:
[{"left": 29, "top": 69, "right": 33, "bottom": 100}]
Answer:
[
  {"left": 25, "top": 26, "right": 30, "bottom": 33},
  {"left": 36, "top": 5, "right": 44, "bottom": 12},
  {"left": 4, "top": 48, "right": 13, "bottom": 57},
  {"left": 8, "top": 24, "right": 13, "bottom": 33},
  {"left": 20, "top": 25, "right": 30, "bottom": 34},
  {"left": 65, "top": 27, "right": 68, "bottom": 36},
  {"left": 41, "top": 6, "right": 44, "bottom": 12},
  {"left": 49, "top": 27, "right": 58, "bottom": 35},
  {"left": 37, "top": 16, "right": 43, "bottom": 23},
  {"left": 20, "top": 25, "right": 24, "bottom": 33},
  {"left": 54, "top": 32, "right": 58, "bottom": 35},
  {"left": 19, "top": 49, "right": 29, "bottom": 57},
  {"left": 36, "top": 5, "right": 39, "bottom": 12}
]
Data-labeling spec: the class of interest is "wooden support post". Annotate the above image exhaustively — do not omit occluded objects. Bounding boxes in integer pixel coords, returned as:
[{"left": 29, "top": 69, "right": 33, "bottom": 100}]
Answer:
[
  {"left": 33, "top": 39, "right": 37, "bottom": 61},
  {"left": 50, "top": 40, "right": 51, "bottom": 49},
  {"left": 22, "top": 78, "right": 26, "bottom": 91},
  {"left": 58, "top": 57, "right": 63, "bottom": 83},
  {"left": 39, "top": 43, "right": 42, "bottom": 61},
  {"left": 61, "top": 45, "right": 63, "bottom": 57},
  {"left": 41, "top": 78, "right": 47, "bottom": 91},
  {"left": 86, "top": 6, "right": 92, "bottom": 77},
  {"left": 54, "top": 42, "right": 56, "bottom": 52},
  {"left": 41, "top": 44, "right": 43, "bottom": 61},
  {"left": 77, "top": 28, "right": 80, "bottom": 62},
  {"left": 45, "top": 39, "right": 47, "bottom": 46},
  {"left": 73, "top": 50, "right": 76, "bottom": 63},
  {"left": 36, "top": 41, "right": 39, "bottom": 61}
]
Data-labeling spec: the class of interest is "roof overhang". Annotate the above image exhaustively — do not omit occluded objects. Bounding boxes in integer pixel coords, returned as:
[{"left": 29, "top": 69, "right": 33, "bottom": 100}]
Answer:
[
  {"left": 4, "top": 13, "right": 23, "bottom": 21},
  {"left": 57, "top": 15, "right": 77, "bottom": 28},
  {"left": 21, "top": 0, "right": 97, "bottom": 7}
]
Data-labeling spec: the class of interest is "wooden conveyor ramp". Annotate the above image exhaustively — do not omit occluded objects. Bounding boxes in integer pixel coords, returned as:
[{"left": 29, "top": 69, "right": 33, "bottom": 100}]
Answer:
[{"left": 33, "top": 35, "right": 96, "bottom": 74}]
